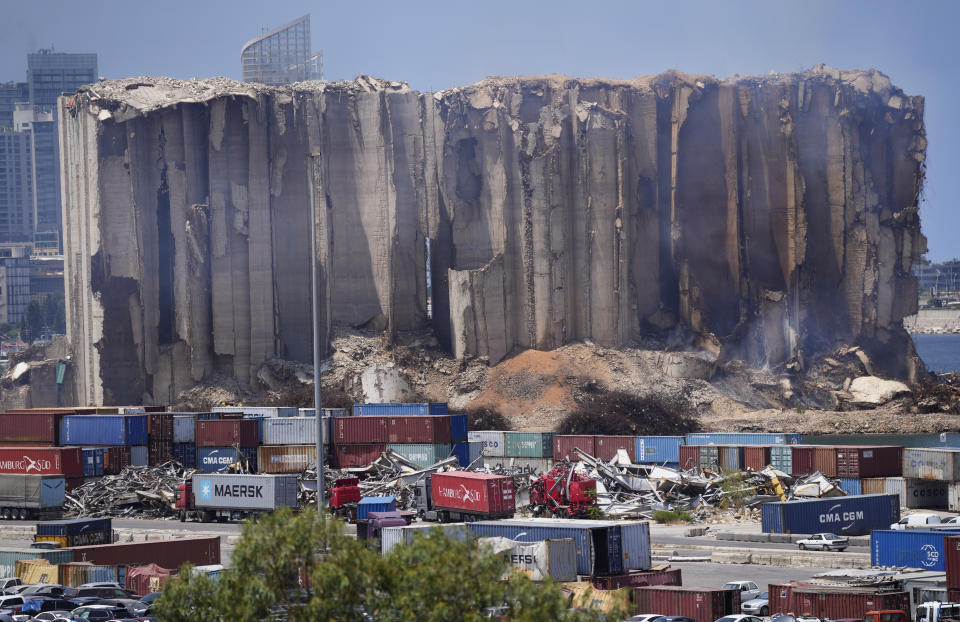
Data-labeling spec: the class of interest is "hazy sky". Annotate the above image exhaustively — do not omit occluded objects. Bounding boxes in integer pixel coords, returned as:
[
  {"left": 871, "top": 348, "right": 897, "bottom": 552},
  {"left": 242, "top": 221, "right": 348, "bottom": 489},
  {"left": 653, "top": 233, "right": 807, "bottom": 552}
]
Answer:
[{"left": 4, "top": 0, "right": 958, "bottom": 260}]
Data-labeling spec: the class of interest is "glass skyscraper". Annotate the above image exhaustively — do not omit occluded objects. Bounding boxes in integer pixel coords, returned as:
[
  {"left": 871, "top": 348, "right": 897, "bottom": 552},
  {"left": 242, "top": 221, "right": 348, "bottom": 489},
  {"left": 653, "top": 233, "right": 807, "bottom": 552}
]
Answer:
[{"left": 241, "top": 14, "right": 322, "bottom": 86}]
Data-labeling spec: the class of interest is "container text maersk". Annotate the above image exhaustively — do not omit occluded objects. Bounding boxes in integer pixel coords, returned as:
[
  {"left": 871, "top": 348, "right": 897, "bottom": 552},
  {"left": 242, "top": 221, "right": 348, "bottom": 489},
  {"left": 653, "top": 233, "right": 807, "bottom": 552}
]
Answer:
[{"left": 214, "top": 484, "right": 263, "bottom": 498}]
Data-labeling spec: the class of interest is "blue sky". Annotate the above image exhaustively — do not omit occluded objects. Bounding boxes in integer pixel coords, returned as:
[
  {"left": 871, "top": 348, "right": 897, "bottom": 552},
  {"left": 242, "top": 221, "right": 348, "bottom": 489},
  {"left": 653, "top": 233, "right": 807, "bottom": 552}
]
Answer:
[{"left": 4, "top": 0, "right": 957, "bottom": 261}]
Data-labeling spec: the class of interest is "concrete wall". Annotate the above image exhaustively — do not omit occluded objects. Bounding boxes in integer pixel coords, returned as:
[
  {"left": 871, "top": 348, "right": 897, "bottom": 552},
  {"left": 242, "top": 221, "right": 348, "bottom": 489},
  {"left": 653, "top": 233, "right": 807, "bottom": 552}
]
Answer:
[{"left": 59, "top": 68, "right": 927, "bottom": 405}]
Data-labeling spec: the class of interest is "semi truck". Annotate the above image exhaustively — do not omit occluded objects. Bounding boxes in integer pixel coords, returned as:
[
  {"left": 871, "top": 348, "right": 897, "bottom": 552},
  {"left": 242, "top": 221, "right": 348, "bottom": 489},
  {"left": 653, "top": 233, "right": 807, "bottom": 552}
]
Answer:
[
  {"left": 0, "top": 474, "right": 65, "bottom": 520},
  {"left": 176, "top": 474, "right": 298, "bottom": 522},
  {"left": 415, "top": 472, "right": 515, "bottom": 522}
]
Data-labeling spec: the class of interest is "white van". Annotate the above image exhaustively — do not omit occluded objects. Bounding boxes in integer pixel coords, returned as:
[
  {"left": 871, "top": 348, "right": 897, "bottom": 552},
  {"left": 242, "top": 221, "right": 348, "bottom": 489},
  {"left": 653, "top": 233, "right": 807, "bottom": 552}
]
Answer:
[{"left": 891, "top": 513, "right": 942, "bottom": 530}]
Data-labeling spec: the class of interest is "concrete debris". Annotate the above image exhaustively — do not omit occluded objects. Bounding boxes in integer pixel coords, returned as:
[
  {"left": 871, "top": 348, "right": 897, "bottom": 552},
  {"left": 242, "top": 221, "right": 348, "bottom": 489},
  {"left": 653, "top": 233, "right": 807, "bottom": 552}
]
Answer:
[
  {"left": 64, "top": 461, "right": 194, "bottom": 518},
  {"left": 847, "top": 376, "right": 912, "bottom": 407}
]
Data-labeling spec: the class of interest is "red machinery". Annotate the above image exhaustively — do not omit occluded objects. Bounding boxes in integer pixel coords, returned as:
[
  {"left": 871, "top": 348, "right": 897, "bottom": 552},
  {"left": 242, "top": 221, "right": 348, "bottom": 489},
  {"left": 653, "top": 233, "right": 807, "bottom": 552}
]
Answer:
[
  {"left": 528, "top": 461, "right": 597, "bottom": 517},
  {"left": 329, "top": 477, "right": 362, "bottom": 519}
]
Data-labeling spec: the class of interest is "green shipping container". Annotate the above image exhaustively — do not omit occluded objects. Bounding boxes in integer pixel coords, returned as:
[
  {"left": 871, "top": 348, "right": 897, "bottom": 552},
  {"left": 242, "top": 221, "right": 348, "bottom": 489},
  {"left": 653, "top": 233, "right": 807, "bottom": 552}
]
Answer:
[
  {"left": 386, "top": 444, "right": 452, "bottom": 469},
  {"left": 0, "top": 547, "right": 74, "bottom": 577},
  {"left": 503, "top": 433, "right": 554, "bottom": 458}
]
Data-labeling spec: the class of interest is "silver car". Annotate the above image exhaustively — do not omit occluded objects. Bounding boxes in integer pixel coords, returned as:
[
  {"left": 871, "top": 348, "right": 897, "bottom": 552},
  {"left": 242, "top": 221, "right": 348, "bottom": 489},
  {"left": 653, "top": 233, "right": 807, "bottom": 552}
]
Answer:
[{"left": 741, "top": 592, "right": 769, "bottom": 617}]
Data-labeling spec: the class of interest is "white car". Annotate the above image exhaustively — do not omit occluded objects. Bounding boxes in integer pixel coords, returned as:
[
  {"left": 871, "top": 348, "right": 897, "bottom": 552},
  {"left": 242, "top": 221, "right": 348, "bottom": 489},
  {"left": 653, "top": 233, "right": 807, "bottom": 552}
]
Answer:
[
  {"left": 797, "top": 532, "right": 848, "bottom": 551},
  {"left": 626, "top": 616, "right": 666, "bottom": 622},
  {"left": 715, "top": 616, "right": 765, "bottom": 622},
  {"left": 721, "top": 581, "right": 761, "bottom": 602}
]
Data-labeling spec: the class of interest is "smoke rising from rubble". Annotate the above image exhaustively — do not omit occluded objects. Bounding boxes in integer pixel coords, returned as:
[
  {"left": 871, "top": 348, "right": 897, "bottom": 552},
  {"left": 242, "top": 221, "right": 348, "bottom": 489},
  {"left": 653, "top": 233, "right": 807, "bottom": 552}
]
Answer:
[{"left": 59, "top": 67, "right": 926, "bottom": 406}]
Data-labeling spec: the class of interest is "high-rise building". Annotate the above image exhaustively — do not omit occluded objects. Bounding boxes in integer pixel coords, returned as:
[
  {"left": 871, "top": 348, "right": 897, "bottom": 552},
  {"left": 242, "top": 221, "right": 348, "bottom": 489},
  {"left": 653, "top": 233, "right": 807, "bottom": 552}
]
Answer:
[
  {"left": 14, "top": 104, "right": 58, "bottom": 247},
  {"left": 26, "top": 50, "right": 98, "bottom": 110},
  {"left": 0, "top": 125, "right": 34, "bottom": 243},
  {"left": 0, "top": 244, "right": 31, "bottom": 324},
  {"left": 241, "top": 14, "right": 323, "bottom": 86},
  {"left": 0, "top": 82, "right": 28, "bottom": 128}
]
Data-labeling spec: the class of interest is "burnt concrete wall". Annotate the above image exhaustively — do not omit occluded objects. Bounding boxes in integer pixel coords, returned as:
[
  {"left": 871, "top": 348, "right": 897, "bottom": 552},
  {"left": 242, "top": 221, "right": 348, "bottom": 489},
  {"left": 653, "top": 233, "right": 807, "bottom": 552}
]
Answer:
[{"left": 59, "top": 68, "right": 926, "bottom": 405}]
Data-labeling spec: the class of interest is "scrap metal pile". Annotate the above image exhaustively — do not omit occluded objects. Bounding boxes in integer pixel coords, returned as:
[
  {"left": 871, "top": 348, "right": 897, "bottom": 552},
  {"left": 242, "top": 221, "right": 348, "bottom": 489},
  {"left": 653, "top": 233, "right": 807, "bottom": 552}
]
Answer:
[{"left": 64, "top": 461, "right": 194, "bottom": 518}]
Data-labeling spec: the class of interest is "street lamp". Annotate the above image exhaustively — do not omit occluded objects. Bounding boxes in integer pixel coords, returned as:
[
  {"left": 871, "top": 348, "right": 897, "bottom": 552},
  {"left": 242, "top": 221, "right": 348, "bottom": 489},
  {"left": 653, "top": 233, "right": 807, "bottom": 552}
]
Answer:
[{"left": 307, "top": 152, "right": 325, "bottom": 511}]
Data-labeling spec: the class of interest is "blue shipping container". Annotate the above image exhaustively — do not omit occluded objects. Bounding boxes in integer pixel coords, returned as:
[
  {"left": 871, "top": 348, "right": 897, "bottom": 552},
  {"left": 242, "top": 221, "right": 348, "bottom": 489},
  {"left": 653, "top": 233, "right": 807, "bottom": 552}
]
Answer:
[
  {"left": 761, "top": 494, "right": 900, "bottom": 536},
  {"left": 357, "top": 496, "right": 397, "bottom": 520},
  {"left": 80, "top": 448, "right": 104, "bottom": 477},
  {"left": 196, "top": 413, "right": 220, "bottom": 420},
  {"left": 870, "top": 529, "right": 960, "bottom": 570},
  {"left": 173, "top": 443, "right": 197, "bottom": 468},
  {"left": 40, "top": 477, "right": 65, "bottom": 508},
  {"left": 353, "top": 403, "right": 448, "bottom": 416},
  {"left": 466, "top": 518, "right": 651, "bottom": 575},
  {"left": 452, "top": 441, "right": 483, "bottom": 467},
  {"left": 839, "top": 478, "right": 862, "bottom": 495},
  {"left": 36, "top": 518, "right": 111, "bottom": 536},
  {"left": 60, "top": 415, "right": 149, "bottom": 446},
  {"left": 450, "top": 415, "right": 468, "bottom": 442},
  {"left": 196, "top": 447, "right": 258, "bottom": 473},
  {"left": 685, "top": 432, "right": 802, "bottom": 445},
  {"left": 635, "top": 436, "right": 683, "bottom": 464}
]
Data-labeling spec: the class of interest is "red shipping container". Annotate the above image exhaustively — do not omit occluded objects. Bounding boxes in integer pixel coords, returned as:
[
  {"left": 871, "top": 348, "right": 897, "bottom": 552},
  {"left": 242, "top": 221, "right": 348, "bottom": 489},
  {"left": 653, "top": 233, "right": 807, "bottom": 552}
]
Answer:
[
  {"left": 791, "top": 446, "right": 815, "bottom": 476},
  {"left": 0, "top": 414, "right": 61, "bottom": 444},
  {"left": 946, "top": 535, "right": 960, "bottom": 589},
  {"left": 679, "top": 445, "right": 699, "bottom": 470},
  {"left": 195, "top": 420, "right": 259, "bottom": 447},
  {"left": 594, "top": 436, "right": 637, "bottom": 462},
  {"left": 633, "top": 586, "right": 740, "bottom": 622},
  {"left": 87, "top": 446, "right": 133, "bottom": 474},
  {"left": 0, "top": 447, "right": 83, "bottom": 477},
  {"left": 334, "top": 417, "right": 388, "bottom": 444},
  {"left": 950, "top": 589, "right": 960, "bottom": 603},
  {"left": 591, "top": 567, "right": 682, "bottom": 590},
  {"left": 553, "top": 435, "right": 595, "bottom": 461},
  {"left": 70, "top": 536, "right": 220, "bottom": 568},
  {"left": 792, "top": 588, "right": 908, "bottom": 619},
  {"left": 812, "top": 446, "right": 838, "bottom": 477},
  {"left": 836, "top": 446, "right": 903, "bottom": 478},
  {"left": 743, "top": 446, "right": 771, "bottom": 471},
  {"left": 430, "top": 472, "right": 514, "bottom": 517},
  {"left": 386, "top": 416, "right": 451, "bottom": 444},
  {"left": 4, "top": 408, "right": 104, "bottom": 415},
  {"left": 334, "top": 443, "right": 386, "bottom": 468},
  {"left": 149, "top": 440, "right": 173, "bottom": 465},
  {"left": 126, "top": 563, "right": 172, "bottom": 597},
  {"left": 147, "top": 414, "right": 174, "bottom": 441}
]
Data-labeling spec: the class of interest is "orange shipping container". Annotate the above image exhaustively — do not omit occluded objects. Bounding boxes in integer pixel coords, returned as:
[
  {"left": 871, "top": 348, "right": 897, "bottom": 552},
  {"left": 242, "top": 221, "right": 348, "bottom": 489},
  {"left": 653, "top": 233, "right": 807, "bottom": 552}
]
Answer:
[
  {"left": 743, "top": 446, "right": 771, "bottom": 471},
  {"left": 811, "top": 446, "right": 838, "bottom": 477}
]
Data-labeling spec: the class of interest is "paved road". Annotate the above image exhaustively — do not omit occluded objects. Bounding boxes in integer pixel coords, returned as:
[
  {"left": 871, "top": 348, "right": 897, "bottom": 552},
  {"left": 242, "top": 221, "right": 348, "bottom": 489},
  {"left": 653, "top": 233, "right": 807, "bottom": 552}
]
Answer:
[
  {"left": 663, "top": 561, "right": 828, "bottom": 593},
  {"left": 0, "top": 518, "right": 243, "bottom": 533},
  {"left": 651, "top": 534, "right": 867, "bottom": 551}
]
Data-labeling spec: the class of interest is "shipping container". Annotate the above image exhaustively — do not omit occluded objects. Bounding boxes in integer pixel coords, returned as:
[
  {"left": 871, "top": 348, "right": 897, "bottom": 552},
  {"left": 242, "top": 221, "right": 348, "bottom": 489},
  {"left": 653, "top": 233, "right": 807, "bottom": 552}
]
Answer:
[
  {"left": 69, "top": 536, "right": 220, "bottom": 568},
  {"left": 761, "top": 494, "right": 900, "bottom": 535},
  {"left": 34, "top": 529, "right": 112, "bottom": 548},
  {"left": 836, "top": 446, "right": 903, "bottom": 478},
  {"left": 36, "top": 517, "right": 111, "bottom": 536},
  {"left": 503, "top": 433, "right": 553, "bottom": 458},
  {"left": 632, "top": 586, "right": 740, "bottom": 622},
  {"left": 553, "top": 435, "right": 595, "bottom": 461},
  {"left": 698, "top": 446, "right": 719, "bottom": 471},
  {"left": 594, "top": 436, "right": 636, "bottom": 462},
  {"left": 59, "top": 415, "right": 148, "bottom": 446},
  {"left": 590, "top": 567, "right": 682, "bottom": 590},
  {"left": 196, "top": 412, "right": 220, "bottom": 420},
  {"left": 452, "top": 441, "right": 483, "bottom": 468},
  {"left": 126, "top": 563, "right": 172, "bottom": 597},
  {"left": 0, "top": 447, "right": 82, "bottom": 478},
  {"left": 635, "top": 437, "right": 684, "bottom": 464},
  {"left": 298, "top": 408, "right": 348, "bottom": 418},
  {"left": 333, "top": 417, "right": 388, "bottom": 444},
  {"left": 769, "top": 583, "right": 909, "bottom": 619},
  {"left": 743, "top": 446, "right": 771, "bottom": 471},
  {"left": 678, "top": 445, "right": 699, "bottom": 470},
  {"left": 812, "top": 446, "right": 839, "bottom": 477},
  {"left": 467, "top": 431, "right": 505, "bottom": 457},
  {"left": 357, "top": 496, "right": 397, "bottom": 520},
  {"left": 386, "top": 443, "right": 451, "bottom": 468},
  {"left": 353, "top": 402, "right": 448, "bottom": 417},
  {"left": 146, "top": 413, "right": 173, "bottom": 440},
  {"left": 173, "top": 443, "right": 196, "bottom": 468},
  {"left": 718, "top": 445, "right": 743, "bottom": 471},
  {"left": 0, "top": 413, "right": 61, "bottom": 444},
  {"left": 262, "top": 417, "right": 319, "bottom": 446},
  {"left": 903, "top": 448, "right": 960, "bottom": 481},
  {"left": 333, "top": 443, "right": 385, "bottom": 468},
  {"left": 685, "top": 433, "right": 802, "bottom": 445},
  {"left": 80, "top": 448, "right": 104, "bottom": 477},
  {"left": 212, "top": 406, "right": 299, "bottom": 418},
  {"left": 481, "top": 457, "right": 553, "bottom": 475},
  {"left": 195, "top": 420, "right": 260, "bottom": 447},
  {"left": 839, "top": 478, "right": 862, "bottom": 495},
  {"left": 0, "top": 547, "right": 73, "bottom": 577},
  {"left": 946, "top": 535, "right": 960, "bottom": 589},
  {"left": 97, "top": 446, "right": 126, "bottom": 475},
  {"left": 770, "top": 445, "right": 793, "bottom": 473},
  {"left": 149, "top": 440, "right": 173, "bottom": 465},
  {"left": 257, "top": 445, "right": 316, "bottom": 473},
  {"left": 130, "top": 446, "right": 148, "bottom": 466},
  {"left": 191, "top": 474, "right": 298, "bottom": 511},
  {"left": 791, "top": 446, "right": 815, "bottom": 476},
  {"left": 951, "top": 483, "right": 960, "bottom": 512},
  {"left": 449, "top": 415, "right": 467, "bottom": 442},
  {"left": 58, "top": 562, "right": 121, "bottom": 587},
  {"left": 870, "top": 529, "right": 960, "bottom": 570},
  {"left": 431, "top": 472, "right": 514, "bottom": 517},
  {"left": 479, "top": 536, "right": 578, "bottom": 582},
  {"left": 386, "top": 416, "right": 451, "bottom": 444},
  {"left": 172, "top": 416, "right": 196, "bottom": 443},
  {"left": 466, "top": 518, "right": 651, "bottom": 576},
  {"left": 381, "top": 523, "right": 473, "bottom": 554},
  {"left": 903, "top": 479, "right": 950, "bottom": 509},
  {"left": 861, "top": 477, "right": 886, "bottom": 496},
  {"left": 196, "top": 447, "right": 258, "bottom": 473}
]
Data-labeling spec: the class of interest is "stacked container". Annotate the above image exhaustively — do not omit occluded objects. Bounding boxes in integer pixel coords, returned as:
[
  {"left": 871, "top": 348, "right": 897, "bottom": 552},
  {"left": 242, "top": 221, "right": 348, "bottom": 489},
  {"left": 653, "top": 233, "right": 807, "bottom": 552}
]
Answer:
[
  {"left": 194, "top": 418, "right": 260, "bottom": 473},
  {"left": 146, "top": 413, "right": 173, "bottom": 466},
  {"left": 635, "top": 436, "right": 683, "bottom": 467},
  {"left": 172, "top": 414, "right": 197, "bottom": 469},
  {"left": 257, "top": 417, "right": 321, "bottom": 473},
  {"left": 478, "top": 432, "right": 553, "bottom": 474},
  {"left": 334, "top": 403, "right": 460, "bottom": 469}
]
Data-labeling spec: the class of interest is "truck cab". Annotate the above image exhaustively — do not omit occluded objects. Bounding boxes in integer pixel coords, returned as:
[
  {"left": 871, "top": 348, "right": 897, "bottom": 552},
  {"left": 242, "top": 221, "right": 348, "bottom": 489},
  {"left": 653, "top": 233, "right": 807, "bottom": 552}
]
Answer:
[
  {"left": 916, "top": 603, "right": 960, "bottom": 622},
  {"left": 329, "top": 478, "right": 362, "bottom": 520},
  {"left": 356, "top": 511, "right": 410, "bottom": 550}
]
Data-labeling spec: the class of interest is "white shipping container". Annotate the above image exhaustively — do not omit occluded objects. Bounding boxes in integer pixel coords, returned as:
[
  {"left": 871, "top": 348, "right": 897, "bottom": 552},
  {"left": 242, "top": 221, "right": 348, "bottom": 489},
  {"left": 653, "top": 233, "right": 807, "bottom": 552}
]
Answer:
[
  {"left": 950, "top": 483, "right": 960, "bottom": 512},
  {"left": 902, "top": 448, "right": 960, "bottom": 481},
  {"left": 299, "top": 408, "right": 348, "bottom": 418},
  {"left": 468, "top": 431, "right": 505, "bottom": 457},
  {"left": 380, "top": 523, "right": 473, "bottom": 555},
  {"left": 262, "top": 418, "right": 319, "bottom": 445},
  {"left": 173, "top": 416, "right": 196, "bottom": 443},
  {"left": 884, "top": 477, "right": 906, "bottom": 507},
  {"left": 482, "top": 457, "right": 553, "bottom": 475},
  {"left": 213, "top": 407, "right": 299, "bottom": 418},
  {"left": 130, "top": 446, "right": 148, "bottom": 466},
  {"left": 478, "top": 537, "right": 578, "bottom": 582}
]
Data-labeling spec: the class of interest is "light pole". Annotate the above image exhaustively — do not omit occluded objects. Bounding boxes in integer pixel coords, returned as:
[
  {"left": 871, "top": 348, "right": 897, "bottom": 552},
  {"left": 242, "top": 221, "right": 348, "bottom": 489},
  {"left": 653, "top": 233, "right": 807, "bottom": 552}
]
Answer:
[{"left": 308, "top": 152, "right": 325, "bottom": 511}]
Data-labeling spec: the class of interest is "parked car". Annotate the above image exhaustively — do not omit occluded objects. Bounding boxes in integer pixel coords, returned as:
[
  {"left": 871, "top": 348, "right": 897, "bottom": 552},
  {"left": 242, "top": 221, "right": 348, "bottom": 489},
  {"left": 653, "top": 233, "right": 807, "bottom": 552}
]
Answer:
[
  {"left": 0, "top": 582, "right": 18, "bottom": 594},
  {"left": 715, "top": 616, "right": 764, "bottom": 622},
  {"left": 741, "top": 592, "right": 769, "bottom": 616},
  {"left": 797, "top": 533, "right": 849, "bottom": 551},
  {"left": 67, "top": 604, "right": 130, "bottom": 621},
  {"left": 20, "top": 584, "right": 64, "bottom": 597},
  {"left": 661, "top": 617, "right": 698, "bottom": 622},
  {"left": 0, "top": 596, "right": 23, "bottom": 613},
  {"left": 943, "top": 516, "right": 960, "bottom": 525},
  {"left": 721, "top": 581, "right": 762, "bottom": 601},
  {"left": 0, "top": 587, "right": 28, "bottom": 597},
  {"left": 62, "top": 587, "right": 134, "bottom": 600},
  {"left": 891, "top": 514, "right": 942, "bottom": 529},
  {"left": 30, "top": 612, "right": 73, "bottom": 622},
  {"left": 626, "top": 616, "right": 665, "bottom": 622}
]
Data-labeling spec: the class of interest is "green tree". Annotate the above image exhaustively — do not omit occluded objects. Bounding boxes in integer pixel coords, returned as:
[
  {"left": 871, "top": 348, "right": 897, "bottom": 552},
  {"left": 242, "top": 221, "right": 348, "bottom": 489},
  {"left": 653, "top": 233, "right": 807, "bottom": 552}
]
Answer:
[{"left": 154, "top": 509, "right": 617, "bottom": 622}]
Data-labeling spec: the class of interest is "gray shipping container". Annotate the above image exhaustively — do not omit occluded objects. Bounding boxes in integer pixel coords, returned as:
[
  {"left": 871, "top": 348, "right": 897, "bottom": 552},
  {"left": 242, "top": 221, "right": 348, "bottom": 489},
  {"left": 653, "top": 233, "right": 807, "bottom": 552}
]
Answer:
[
  {"left": 262, "top": 418, "right": 319, "bottom": 445},
  {"left": 130, "top": 446, "right": 148, "bottom": 466},
  {"left": 0, "top": 547, "right": 74, "bottom": 577},
  {"left": 468, "top": 431, "right": 505, "bottom": 457},
  {"left": 191, "top": 474, "right": 298, "bottom": 511},
  {"left": 482, "top": 457, "right": 553, "bottom": 476},
  {"left": 173, "top": 416, "right": 196, "bottom": 443},
  {"left": 902, "top": 448, "right": 960, "bottom": 481},
  {"left": 0, "top": 474, "right": 65, "bottom": 509},
  {"left": 478, "top": 537, "right": 578, "bottom": 582},
  {"left": 380, "top": 523, "right": 473, "bottom": 555},
  {"left": 213, "top": 407, "right": 299, "bottom": 418}
]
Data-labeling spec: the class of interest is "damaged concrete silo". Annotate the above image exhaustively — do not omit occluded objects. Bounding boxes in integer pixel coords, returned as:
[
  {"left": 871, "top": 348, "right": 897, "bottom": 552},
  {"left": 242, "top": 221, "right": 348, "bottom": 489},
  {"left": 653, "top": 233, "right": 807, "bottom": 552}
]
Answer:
[{"left": 59, "top": 67, "right": 926, "bottom": 406}]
